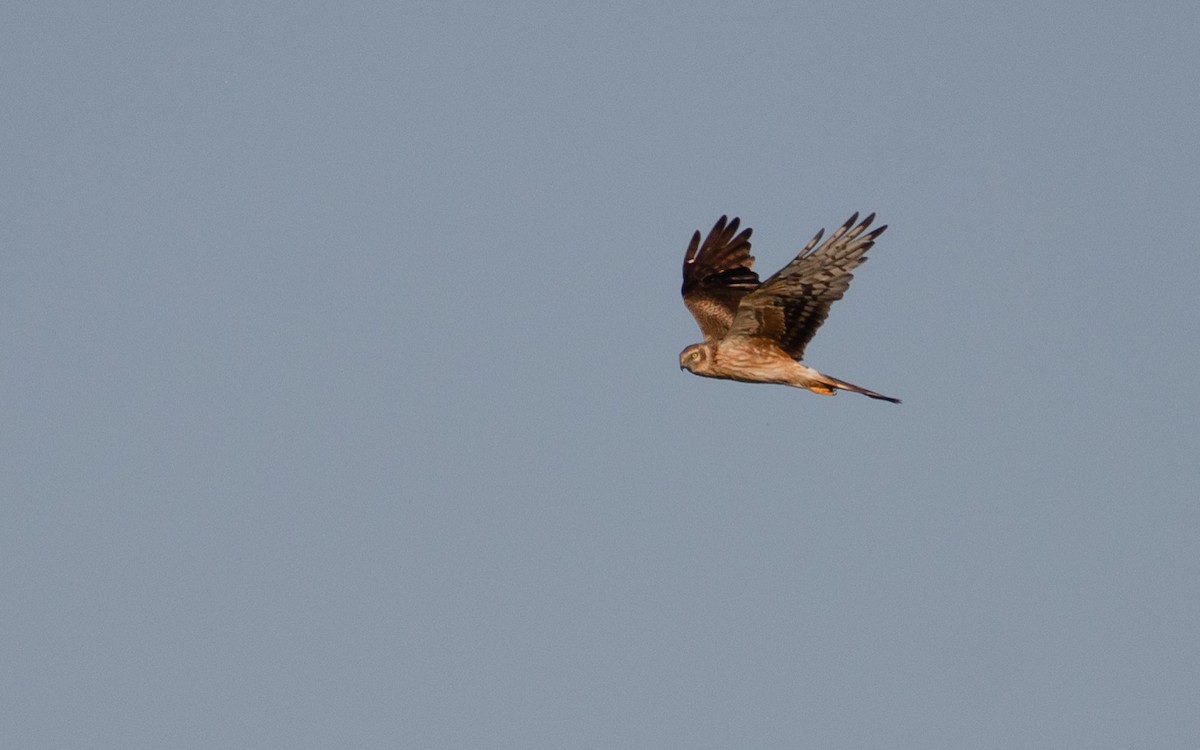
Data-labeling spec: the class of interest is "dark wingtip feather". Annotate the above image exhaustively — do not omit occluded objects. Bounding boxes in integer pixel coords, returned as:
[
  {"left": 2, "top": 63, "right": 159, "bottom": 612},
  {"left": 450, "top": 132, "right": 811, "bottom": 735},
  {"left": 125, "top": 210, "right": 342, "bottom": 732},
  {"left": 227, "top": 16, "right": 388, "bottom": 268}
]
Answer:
[{"left": 685, "top": 230, "right": 702, "bottom": 263}]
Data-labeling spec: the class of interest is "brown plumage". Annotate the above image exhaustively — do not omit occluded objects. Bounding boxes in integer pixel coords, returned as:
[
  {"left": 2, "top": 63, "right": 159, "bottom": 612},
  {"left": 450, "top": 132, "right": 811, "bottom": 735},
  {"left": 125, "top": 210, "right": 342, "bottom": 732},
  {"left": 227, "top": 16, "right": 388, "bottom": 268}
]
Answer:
[{"left": 680, "top": 212, "right": 899, "bottom": 403}]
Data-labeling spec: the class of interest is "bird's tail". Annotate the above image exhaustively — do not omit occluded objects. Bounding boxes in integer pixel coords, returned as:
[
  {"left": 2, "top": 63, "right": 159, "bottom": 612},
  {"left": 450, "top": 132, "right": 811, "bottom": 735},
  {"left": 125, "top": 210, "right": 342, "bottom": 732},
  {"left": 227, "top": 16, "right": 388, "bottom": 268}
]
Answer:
[{"left": 811, "top": 372, "right": 901, "bottom": 404}]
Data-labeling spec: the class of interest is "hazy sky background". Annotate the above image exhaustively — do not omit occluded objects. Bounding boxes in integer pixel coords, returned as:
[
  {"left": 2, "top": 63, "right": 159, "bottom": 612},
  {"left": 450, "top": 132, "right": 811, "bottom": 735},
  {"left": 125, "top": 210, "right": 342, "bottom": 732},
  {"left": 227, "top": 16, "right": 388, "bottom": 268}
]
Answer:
[{"left": 4, "top": 2, "right": 1199, "bottom": 748}]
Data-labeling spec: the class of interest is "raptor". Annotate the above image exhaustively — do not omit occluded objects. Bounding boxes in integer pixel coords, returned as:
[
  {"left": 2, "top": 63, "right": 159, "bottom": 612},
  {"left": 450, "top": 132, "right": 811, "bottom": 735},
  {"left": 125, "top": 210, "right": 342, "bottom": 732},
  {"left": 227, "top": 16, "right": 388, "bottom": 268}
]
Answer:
[{"left": 680, "top": 213, "right": 899, "bottom": 403}]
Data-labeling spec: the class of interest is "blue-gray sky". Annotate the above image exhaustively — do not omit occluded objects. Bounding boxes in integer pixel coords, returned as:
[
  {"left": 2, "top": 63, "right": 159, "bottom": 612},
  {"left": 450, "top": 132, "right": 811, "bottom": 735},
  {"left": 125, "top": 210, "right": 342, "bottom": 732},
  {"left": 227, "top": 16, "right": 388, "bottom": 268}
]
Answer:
[{"left": 4, "top": 2, "right": 1199, "bottom": 748}]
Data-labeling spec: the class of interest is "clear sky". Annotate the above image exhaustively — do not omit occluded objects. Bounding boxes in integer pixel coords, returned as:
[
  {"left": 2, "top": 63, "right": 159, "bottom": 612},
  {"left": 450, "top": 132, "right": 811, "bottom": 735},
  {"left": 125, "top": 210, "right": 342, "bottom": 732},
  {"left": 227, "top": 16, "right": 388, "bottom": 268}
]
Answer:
[{"left": 4, "top": 2, "right": 1199, "bottom": 748}]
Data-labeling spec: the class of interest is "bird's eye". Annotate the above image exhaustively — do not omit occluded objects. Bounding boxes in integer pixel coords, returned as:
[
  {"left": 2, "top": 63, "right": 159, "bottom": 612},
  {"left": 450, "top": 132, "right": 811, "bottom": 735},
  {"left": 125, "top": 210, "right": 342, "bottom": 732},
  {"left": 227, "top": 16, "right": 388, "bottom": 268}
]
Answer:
[{"left": 690, "top": 351, "right": 700, "bottom": 360}]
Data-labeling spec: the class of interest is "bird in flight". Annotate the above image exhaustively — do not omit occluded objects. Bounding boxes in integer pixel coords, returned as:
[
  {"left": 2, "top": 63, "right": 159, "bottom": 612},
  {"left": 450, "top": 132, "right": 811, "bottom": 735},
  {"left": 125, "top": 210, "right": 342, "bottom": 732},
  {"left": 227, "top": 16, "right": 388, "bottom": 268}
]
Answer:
[{"left": 680, "top": 212, "right": 899, "bottom": 403}]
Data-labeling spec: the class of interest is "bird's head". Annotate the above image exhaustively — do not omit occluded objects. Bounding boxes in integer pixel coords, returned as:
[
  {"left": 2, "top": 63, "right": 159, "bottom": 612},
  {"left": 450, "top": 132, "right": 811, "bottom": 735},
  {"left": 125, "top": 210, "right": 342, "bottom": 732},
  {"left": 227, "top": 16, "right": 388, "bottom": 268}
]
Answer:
[{"left": 679, "top": 342, "right": 713, "bottom": 374}]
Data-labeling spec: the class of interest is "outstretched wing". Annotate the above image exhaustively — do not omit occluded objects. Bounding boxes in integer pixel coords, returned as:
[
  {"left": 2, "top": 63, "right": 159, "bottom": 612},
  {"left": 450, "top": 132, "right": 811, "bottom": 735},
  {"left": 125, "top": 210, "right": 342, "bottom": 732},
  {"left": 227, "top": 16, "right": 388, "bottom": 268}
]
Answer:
[
  {"left": 726, "top": 213, "right": 886, "bottom": 359},
  {"left": 681, "top": 215, "right": 759, "bottom": 341}
]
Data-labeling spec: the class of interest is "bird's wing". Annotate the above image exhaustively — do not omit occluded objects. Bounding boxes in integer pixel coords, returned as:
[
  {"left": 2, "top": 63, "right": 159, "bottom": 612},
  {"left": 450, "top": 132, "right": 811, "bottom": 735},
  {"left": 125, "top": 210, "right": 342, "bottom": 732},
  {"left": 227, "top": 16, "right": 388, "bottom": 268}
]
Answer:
[
  {"left": 681, "top": 215, "right": 759, "bottom": 341},
  {"left": 726, "top": 213, "right": 886, "bottom": 359}
]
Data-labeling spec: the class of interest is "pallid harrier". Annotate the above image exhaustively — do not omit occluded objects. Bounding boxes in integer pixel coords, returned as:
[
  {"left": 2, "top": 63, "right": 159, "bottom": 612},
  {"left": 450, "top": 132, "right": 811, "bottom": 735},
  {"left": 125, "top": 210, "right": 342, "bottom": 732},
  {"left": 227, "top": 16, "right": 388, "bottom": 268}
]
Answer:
[{"left": 680, "top": 213, "right": 899, "bottom": 403}]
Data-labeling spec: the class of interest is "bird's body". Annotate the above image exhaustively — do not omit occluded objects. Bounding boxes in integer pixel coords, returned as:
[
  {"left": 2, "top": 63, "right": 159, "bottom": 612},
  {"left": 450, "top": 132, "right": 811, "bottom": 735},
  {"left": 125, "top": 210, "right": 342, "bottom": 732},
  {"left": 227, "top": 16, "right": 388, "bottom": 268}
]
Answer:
[
  {"left": 679, "top": 213, "right": 899, "bottom": 403},
  {"left": 681, "top": 338, "right": 839, "bottom": 393}
]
